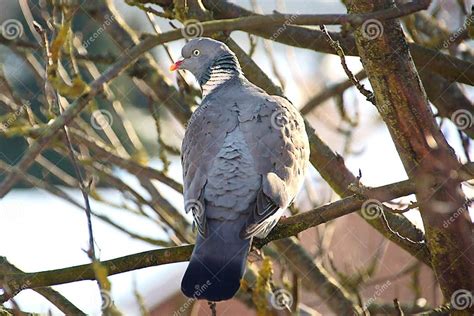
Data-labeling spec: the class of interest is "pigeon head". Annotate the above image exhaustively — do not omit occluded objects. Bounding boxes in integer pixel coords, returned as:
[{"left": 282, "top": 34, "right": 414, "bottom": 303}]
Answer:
[{"left": 170, "top": 37, "right": 241, "bottom": 87}]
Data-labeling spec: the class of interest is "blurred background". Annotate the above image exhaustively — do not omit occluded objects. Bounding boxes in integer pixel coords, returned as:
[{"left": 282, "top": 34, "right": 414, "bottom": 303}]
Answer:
[{"left": 0, "top": 0, "right": 473, "bottom": 315}]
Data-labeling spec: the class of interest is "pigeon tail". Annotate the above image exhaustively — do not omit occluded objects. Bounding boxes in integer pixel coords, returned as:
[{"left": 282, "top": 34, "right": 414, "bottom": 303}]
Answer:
[{"left": 181, "top": 217, "right": 250, "bottom": 301}]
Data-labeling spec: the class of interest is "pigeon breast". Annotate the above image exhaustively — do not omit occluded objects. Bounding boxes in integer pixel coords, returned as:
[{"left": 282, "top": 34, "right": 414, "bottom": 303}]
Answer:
[{"left": 204, "top": 125, "right": 261, "bottom": 221}]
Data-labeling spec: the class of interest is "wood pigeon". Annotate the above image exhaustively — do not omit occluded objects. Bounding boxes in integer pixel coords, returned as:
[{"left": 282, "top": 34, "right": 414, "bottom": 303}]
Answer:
[{"left": 171, "top": 37, "right": 310, "bottom": 301}]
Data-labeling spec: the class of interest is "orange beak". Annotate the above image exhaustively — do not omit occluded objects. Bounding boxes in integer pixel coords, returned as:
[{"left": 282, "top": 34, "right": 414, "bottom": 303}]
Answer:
[{"left": 170, "top": 59, "right": 184, "bottom": 71}]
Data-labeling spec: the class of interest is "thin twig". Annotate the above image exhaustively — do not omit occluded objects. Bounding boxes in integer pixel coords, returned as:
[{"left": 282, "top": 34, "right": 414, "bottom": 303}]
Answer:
[
  {"left": 62, "top": 123, "right": 97, "bottom": 258},
  {"left": 38, "top": 17, "right": 98, "bottom": 261},
  {"left": 365, "top": 261, "right": 421, "bottom": 286},
  {"left": 319, "top": 24, "right": 375, "bottom": 105},
  {"left": 125, "top": 0, "right": 173, "bottom": 18}
]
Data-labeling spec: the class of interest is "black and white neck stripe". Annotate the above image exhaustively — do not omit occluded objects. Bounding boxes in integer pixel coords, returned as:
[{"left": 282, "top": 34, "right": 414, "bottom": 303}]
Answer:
[{"left": 199, "top": 53, "right": 242, "bottom": 98}]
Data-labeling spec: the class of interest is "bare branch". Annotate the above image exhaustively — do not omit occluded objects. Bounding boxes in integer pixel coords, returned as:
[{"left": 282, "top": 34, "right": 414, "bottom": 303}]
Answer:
[{"left": 319, "top": 25, "right": 375, "bottom": 104}]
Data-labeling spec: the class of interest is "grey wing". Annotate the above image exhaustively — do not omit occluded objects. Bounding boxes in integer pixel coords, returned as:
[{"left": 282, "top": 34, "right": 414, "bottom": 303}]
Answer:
[
  {"left": 239, "top": 94, "right": 309, "bottom": 238},
  {"left": 181, "top": 102, "right": 238, "bottom": 236}
]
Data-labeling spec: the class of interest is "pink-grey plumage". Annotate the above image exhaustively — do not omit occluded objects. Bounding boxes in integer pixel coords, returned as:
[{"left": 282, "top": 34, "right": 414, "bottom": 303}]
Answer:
[{"left": 173, "top": 38, "right": 309, "bottom": 301}]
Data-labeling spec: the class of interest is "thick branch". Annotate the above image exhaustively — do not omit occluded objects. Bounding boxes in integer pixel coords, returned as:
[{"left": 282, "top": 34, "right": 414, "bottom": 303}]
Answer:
[
  {"left": 1, "top": 246, "right": 193, "bottom": 294},
  {"left": 0, "top": 258, "right": 86, "bottom": 315}
]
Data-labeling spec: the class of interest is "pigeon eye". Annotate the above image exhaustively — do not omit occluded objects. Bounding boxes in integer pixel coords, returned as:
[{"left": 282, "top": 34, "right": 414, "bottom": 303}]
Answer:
[{"left": 192, "top": 49, "right": 200, "bottom": 56}]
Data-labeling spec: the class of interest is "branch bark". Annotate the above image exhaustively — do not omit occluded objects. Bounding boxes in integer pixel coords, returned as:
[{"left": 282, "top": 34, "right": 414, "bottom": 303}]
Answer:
[{"left": 0, "top": 257, "right": 86, "bottom": 315}]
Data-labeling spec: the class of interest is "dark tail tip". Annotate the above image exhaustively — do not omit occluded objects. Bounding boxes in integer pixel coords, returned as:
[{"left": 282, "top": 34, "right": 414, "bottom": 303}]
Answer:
[{"left": 181, "top": 257, "right": 244, "bottom": 301}]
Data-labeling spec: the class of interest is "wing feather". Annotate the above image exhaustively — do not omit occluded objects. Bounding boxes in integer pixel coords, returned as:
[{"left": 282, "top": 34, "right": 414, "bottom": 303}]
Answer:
[
  {"left": 239, "top": 92, "right": 309, "bottom": 238},
  {"left": 181, "top": 100, "right": 238, "bottom": 236}
]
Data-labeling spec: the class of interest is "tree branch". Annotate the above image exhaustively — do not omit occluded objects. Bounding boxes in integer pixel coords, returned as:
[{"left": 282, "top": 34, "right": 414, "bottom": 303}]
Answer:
[
  {"left": 3, "top": 161, "right": 473, "bottom": 294},
  {"left": 1, "top": 246, "right": 193, "bottom": 296},
  {"left": 135, "top": 0, "right": 431, "bottom": 26},
  {"left": 201, "top": 0, "right": 474, "bottom": 86},
  {"left": 319, "top": 25, "right": 375, "bottom": 104},
  {"left": 0, "top": 258, "right": 86, "bottom": 315}
]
